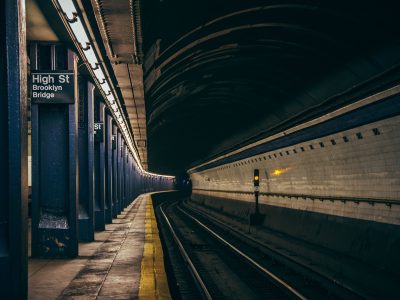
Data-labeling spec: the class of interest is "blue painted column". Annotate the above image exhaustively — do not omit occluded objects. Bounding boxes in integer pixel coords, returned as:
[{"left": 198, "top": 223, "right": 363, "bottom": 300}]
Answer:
[
  {"left": 104, "top": 111, "right": 113, "bottom": 223},
  {"left": 118, "top": 135, "right": 124, "bottom": 213},
  {"left": 130, "top": 161, "right": 135, "bottom": 199},
  {"left": 116, "top": 129, "right": 122, "bottom": 215},
  {"left": 122, "top": 142, "right": 127, "bottom": 208},
  {"left": 77, "top": 79, "right": 95, "bottom": 242},
  {"left": 128, "top": 156, "right": 133, "bottom": 201},
  {"left": 129, "top": 154, "right": 133, "bottom": 201},
  {"left": 31, "top": 43, "right": 78, "bottom": 258},
  {"left": 121, "top": 143, "right": 125, "bottom": 208},
  {"left": 126, "top": 148, "right": 130, "bottom": 204},
  {"left": 132, "top": 159, "right": 137, "bottom": 198},
  {"left": 0, "top": 0, "right": 28, "bottom": 297},
  {"left": 133, "top": 159, "right": 135, "bottom": 197},
  {"left": 128, "top": 153, "right": 131, "bottom": 202},
  {"left": 136, "top": 165, "right": 140, "bottom": 197},
  {"left": 128, "top": 151, "right": 132, "bottom": 202},
  {"left": 139, "top": 174, "right": 143, "bottom": 194},
  {"left": 94, "top": 97, "right": 106, "bottom": 230},
  {"left": 123, "top": 141, "right": 127, "bottom": 207},
  {"left": 136, "top": 164, "right": 140, "bottom": 196},
  {"left": 112, "top": 123, "right": 119, "bottom": 217},
  {"left": 120, "top": 139, "right": 124, "bottom": 209}
]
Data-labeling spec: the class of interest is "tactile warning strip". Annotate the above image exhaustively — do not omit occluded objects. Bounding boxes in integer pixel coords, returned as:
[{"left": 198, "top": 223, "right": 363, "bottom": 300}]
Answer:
[{"left": 138, "top": 195, "right": 171, "bottom": 300}]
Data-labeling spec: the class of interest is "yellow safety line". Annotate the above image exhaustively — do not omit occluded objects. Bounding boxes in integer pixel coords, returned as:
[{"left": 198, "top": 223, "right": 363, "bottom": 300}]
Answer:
[{"left": 139, "top": 195, "right": 172, "bottom": 300}]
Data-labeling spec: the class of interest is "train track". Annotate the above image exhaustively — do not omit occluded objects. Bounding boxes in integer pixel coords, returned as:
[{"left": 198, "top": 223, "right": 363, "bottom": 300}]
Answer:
[
  {"left": 180, "top": 201, "right": 367, "bottom": 299},
  {"left": 158, "top": 200, "right": 311, "bottom": 300}
]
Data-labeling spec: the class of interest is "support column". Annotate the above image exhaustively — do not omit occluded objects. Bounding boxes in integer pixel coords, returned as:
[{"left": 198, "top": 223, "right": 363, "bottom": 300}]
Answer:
[
  {"left": 105, "top": 111, "right": 113, "bottom": 223},
  {"left": 128, "top": 156, "right": 133, "bottom": 202},
  {"left": 31, "top": 43, "right": 78, "bottom": 258},
  {"left": 77, "top": 79, "right": 94, "bottom": 242},
  {"left": 134, "top": 162, "right": 137, "bottom": 195},
  {"left": 117, "top": 132, "right": 123, "bottom": 214},
  {"left": 131, "top": 156, "right": 138, "bottom": 200},
  {"left": 0, "top": 0, "right": 28, "bottom": 297},
  {"left": 123, "top": 141, "right": 127, "bottom": 207},
  {"left": 127, "top": 148, "right": 130, "bottom": 203},
  {"left": 140, "top": 176, "right": 145, "bottom": 194},
  {"left": 122, "top": 141, "right": 126, "bottom": 208},
  {"left": 94, "top": 97, "right": 105, "bottom": 230},
  {"left": 112, "top": 123, "right": 119, "bottom": 217}
]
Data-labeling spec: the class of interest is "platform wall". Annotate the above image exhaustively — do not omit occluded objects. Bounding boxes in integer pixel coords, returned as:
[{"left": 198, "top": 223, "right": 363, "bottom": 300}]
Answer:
[
  {"left": 189, "top": 109, "right": 400, "bottom": 279},
  {"left": 191, "top": 114, "right": 400, "bottom": 225}
]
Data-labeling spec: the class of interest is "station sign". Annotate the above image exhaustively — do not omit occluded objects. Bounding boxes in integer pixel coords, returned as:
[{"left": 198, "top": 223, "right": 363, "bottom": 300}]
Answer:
[
  {"left": 30, "top": 70, "right": 74, "bottom": 104},
  {"left": 94, "top": 123, "right": 104, "bottom": 142},
  {"left": 112, "top": 135, "right": 117, "bottom": 149}
]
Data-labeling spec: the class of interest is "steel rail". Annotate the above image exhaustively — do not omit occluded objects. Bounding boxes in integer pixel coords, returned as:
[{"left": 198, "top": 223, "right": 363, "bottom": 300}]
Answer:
[
  {"left": 177, "top": 206, "right": 307, "bottom": 300},
  {"left": 183, "top": 202, "right": 367, "bottom": 299},
  {"left": 159, "top": 203, "right": 212, "bottom": 300}
]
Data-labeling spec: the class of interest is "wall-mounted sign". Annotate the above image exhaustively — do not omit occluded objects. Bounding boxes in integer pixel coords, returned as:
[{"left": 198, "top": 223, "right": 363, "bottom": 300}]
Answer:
[
  {"left": 94, "top": 123, "right": 104, "bottom": 142},
  {"left": 112, "top": 135, "right": 117, "bottom": 149},
  {"left": 30, "top": 70, "right": 74, "bottom": 104}
]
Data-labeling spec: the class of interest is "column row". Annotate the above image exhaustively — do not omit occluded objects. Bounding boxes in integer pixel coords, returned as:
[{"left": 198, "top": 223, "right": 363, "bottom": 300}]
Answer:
[{"left": 28, "top": 42, "right": 173, "bottom": 258}]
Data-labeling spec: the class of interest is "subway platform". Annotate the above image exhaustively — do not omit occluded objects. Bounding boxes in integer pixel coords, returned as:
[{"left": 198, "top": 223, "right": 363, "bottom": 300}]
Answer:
[{"left": 28, "top": 194, "right": 171, "bottom": 300}]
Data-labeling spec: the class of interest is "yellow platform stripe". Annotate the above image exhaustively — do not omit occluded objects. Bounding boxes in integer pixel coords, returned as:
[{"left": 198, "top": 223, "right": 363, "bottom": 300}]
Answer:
[{"left": 139, "top": 195, "right": 172, "bottom": 300}]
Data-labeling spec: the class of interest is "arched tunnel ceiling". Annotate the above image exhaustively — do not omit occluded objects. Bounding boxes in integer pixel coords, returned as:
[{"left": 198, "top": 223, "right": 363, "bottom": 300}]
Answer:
[{"left": 141, "top": 0, "right": 400, "bottom": 175}]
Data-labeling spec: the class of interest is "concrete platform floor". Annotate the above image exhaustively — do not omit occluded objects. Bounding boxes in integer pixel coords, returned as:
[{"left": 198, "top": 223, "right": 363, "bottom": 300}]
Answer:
[{"left": 28, "top": 194, "right": 171, "bottom": 300}]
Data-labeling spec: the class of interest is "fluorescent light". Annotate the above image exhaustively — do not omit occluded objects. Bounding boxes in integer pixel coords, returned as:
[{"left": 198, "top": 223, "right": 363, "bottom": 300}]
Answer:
[
  {"left": 56, "top": 0, "right": 176, "bottom": 179},
  {"left": 93, "top": 68, "right": 105, "bottom": 83},
  {"left": 101, "top": 81, "right": 111, "bottom": 94},
  {"left": 57, "top": 0, "right": 77, "bottom": 20},
  {"left": 106, "top": 94, "right": 115, "bottom": 103},
  {"left": 83, "top": 46, "right": 98, "bottom": 69},
  {"left": 69, "top": 17, "right": 90, "bottom": 49}
]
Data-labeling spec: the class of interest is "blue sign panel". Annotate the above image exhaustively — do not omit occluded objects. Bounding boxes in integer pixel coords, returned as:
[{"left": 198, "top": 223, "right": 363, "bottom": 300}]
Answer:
[{"left": 30, "top": 70, "right": 74, "bottom": 104}]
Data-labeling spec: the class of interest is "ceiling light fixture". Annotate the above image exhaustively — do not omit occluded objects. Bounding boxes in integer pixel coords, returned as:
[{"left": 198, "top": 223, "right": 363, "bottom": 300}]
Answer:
[{"left": 54, "top": 0, "right": 174, "bottom": 179}]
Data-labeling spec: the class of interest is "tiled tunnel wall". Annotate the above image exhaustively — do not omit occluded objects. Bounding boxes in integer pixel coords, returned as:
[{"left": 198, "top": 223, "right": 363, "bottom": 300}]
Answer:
[
  {"left": 189, "top": 113, "right": 400, "bottom": 277},
  {"left": 191, "top": 115, "right": 400, "bottom": 225}
]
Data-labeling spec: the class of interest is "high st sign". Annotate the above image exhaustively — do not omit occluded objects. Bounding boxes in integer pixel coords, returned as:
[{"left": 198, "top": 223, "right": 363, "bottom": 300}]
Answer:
[{"left": 30, "top": 70, "right": 74, "bottom": 104}]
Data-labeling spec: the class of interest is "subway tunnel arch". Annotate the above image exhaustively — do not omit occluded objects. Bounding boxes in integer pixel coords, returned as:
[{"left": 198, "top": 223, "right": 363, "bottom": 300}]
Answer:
[{"left": 142, "top": 0, "right": 400, "bottom": 175}]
